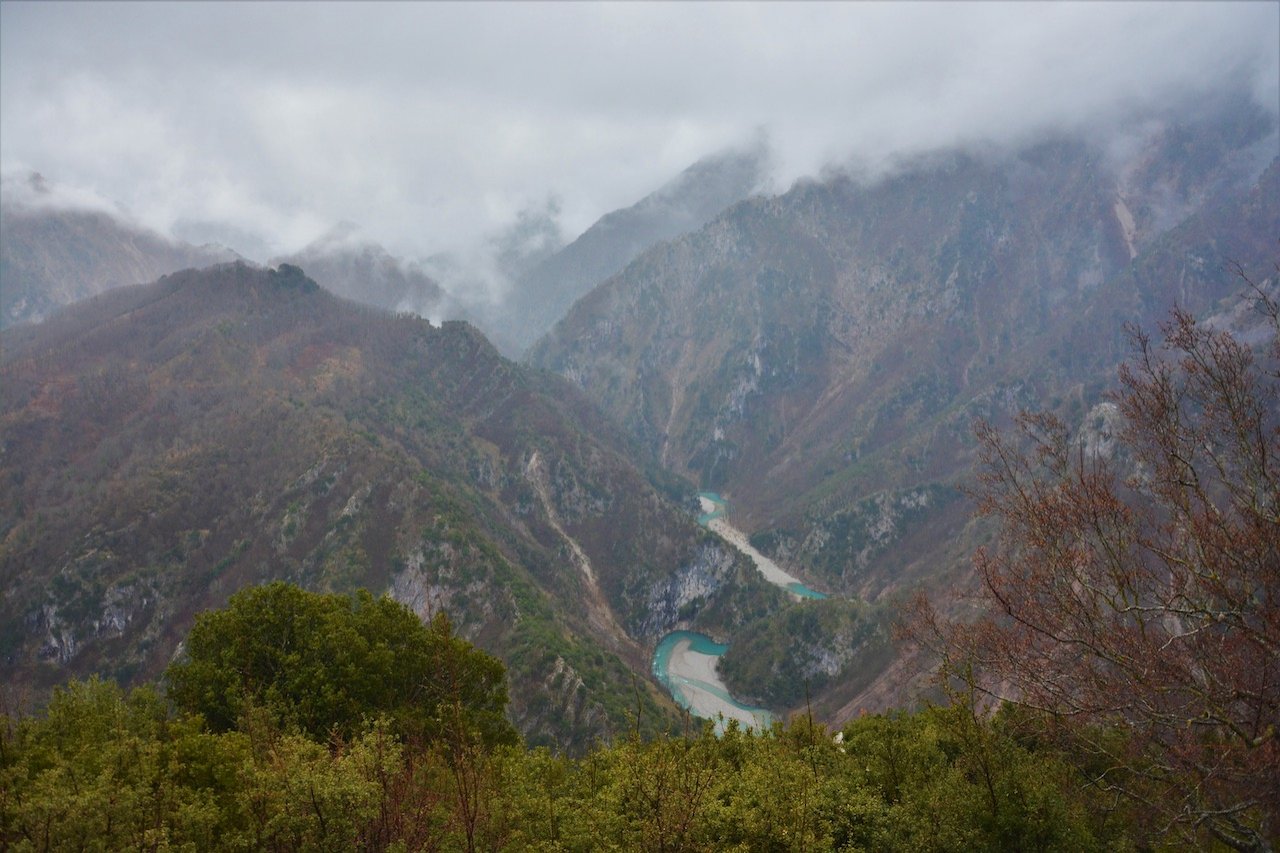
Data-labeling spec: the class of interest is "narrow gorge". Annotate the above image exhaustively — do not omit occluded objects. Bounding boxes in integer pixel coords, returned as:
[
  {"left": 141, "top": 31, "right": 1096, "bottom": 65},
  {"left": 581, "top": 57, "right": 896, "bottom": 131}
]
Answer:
[{"left": 651, "top": 492, "right": 830, "bottom": 728}]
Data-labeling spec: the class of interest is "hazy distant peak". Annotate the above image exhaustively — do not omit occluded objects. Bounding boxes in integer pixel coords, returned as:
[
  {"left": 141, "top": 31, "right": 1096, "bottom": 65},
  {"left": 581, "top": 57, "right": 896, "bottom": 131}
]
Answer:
[
  {"left": 167, "top": 219, "right": 275, "bottom": 265},
  {"left": 0, "top": 169, "right": 123, "bottom": 218},
  {"left": 646, "top": 137, "right": 773, "bottom": 209},
  {"left": 470, "top": 140, "right": 776, "bottom": 357},
  {"left": 486, "top": 197, "right": 566, "bottom": 282},
  {"left": 194, "top": 241, "right": 247, "bottom": 258},
  {"left": 0, "top": 192, "right": 241, "bottom": 328},
  {"left": 301, "top": 220, "right": 375, "bottom": 255},
  {"left": 270, "top": 224, "right": 448, "bottom": 323}
]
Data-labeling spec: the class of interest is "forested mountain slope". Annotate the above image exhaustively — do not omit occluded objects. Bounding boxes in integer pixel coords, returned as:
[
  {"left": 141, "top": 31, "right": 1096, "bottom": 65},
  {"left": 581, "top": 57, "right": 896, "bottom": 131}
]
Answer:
[{"left": 0, "top": 262, "right": 782, "bottom": 750}]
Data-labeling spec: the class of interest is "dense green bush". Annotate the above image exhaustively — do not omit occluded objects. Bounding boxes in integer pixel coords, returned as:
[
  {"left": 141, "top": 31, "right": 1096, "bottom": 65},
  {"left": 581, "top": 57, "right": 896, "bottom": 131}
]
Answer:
[
  {"left": 165, "top": 582, "right": 516, "bottom": 747},
  {"left": 1, "top": 583, "right": 1137, "bottom": 851},
  {"left": 2, "top": 688, "right": 1135, "bottom": 851}
]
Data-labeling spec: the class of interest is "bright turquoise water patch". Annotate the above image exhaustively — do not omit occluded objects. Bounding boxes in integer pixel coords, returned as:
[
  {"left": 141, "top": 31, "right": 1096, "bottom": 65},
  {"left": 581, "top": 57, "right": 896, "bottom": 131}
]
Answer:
[
  {"left": 697, "top": 491, "right": 727, "bottom": 525},
  {"left": 787, "top": 581, "right": 828, "bottom": 600},
  {"left": 653, "top": 630, "right": 773, "bottom": 733},
  {"left": 654, "top": 629, "right": 729, "bottom": 661}
]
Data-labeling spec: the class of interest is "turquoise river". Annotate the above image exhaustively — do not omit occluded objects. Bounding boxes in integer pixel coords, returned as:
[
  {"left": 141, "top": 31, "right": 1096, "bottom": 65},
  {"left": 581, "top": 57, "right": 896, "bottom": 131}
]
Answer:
[{"left": 650, "top": 492, "right": 829, "bottom": 730}]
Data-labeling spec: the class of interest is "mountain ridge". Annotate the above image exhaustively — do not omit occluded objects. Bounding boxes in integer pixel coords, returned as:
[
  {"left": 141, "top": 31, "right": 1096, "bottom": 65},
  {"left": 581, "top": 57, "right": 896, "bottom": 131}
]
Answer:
[
  {"left": 530, "top": 104, "right": 1278, "bottom": 713},
  {"left": 0, "top": 261, "right": 786, "bottom": 750}
]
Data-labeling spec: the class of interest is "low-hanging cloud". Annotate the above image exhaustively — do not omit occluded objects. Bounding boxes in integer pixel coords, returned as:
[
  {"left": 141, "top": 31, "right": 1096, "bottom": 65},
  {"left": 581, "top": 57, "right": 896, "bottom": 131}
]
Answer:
[{"left": 2, "top": 1, "right": 1276, "bottom": 270}]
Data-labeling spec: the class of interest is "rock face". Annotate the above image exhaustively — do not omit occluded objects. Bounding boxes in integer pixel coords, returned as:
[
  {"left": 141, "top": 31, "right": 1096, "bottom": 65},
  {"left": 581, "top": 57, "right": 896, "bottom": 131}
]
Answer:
[
  {"left": 479, "top": 141, "right": 770, "bottom": 357},
  {"left": 1, "top": 182, "right": 238, "bottom": 328},
  {"left": 532, "top": 99, "right": 1279, "bottom": 712},
  {"left": 0, "top": 262, "right": 780, "bottom": 751},
  {"left": 635, "top": 543, "right": 741, "bottom": 637}
]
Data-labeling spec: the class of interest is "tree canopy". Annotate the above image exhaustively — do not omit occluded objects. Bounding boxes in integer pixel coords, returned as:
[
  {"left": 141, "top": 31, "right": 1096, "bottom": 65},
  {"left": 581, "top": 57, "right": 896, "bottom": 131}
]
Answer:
[
  {"left": 922, "top": 283, "right": 1280, "bottom": 850},
  {"left": 2, "top": 677, "right": 1131, "bottom": 852},
  {"left": 165, "top": 581, "right": 516, "bottom": 747}
]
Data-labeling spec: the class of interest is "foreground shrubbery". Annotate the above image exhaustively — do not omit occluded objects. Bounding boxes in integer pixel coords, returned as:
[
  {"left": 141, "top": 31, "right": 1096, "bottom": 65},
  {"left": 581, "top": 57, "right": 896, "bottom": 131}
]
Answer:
[
  {"left": 166, "top": 582, "right": 516, "bottom": 748},
  {"left": 0, "top": 582, "right": 1134, "bottom": 851},
  {"left": 1, "top": 677, "right": 1135, "bottom": 852}
]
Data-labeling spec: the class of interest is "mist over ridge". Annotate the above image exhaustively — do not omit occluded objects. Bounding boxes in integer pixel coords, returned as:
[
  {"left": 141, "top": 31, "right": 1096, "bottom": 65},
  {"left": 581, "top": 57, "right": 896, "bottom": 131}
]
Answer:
[{"left": 2, "top": 2, "right": 1276, "bottom": 306}]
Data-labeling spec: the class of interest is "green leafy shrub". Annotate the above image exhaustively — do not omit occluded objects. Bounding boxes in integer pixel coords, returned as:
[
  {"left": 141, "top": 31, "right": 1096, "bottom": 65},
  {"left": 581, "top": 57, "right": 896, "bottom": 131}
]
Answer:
[{"left": 165, "top": 581, "right": 516, "bottom": 747}]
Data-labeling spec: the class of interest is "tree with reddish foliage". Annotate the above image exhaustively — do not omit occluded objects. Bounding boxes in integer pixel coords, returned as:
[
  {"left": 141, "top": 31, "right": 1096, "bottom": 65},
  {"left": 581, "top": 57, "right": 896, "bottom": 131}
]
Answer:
[{"left": 921, "top": 275, "right": 1280, "bottom": 850}]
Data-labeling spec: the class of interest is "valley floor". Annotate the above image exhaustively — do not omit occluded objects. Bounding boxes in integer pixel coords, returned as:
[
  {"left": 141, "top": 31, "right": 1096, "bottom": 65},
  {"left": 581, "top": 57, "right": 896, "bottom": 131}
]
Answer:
[
  {"left": 699, "top": 493, "right": 825, "bottom": 597},
  {"left": 658, "top": 631, "right": 772, "bottom": 731}
]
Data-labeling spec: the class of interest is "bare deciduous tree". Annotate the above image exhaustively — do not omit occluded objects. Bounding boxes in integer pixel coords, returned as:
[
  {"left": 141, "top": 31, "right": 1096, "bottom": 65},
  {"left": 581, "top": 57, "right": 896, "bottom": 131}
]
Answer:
[{"left": 921, "top": 273, "right": 1280, "bottom": 850}]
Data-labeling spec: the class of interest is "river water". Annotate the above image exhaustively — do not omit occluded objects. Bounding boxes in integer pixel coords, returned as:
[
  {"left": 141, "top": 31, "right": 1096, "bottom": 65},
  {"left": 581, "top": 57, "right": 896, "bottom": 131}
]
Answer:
[
  {"left": 697, "top": 493, "right": 827, "bottom": 600},
  {"left": 650, "top": 492, "right": 827, "bottom": 730},
  {"left": 651, "top": 631, "right": 773, "bottom": 733}
]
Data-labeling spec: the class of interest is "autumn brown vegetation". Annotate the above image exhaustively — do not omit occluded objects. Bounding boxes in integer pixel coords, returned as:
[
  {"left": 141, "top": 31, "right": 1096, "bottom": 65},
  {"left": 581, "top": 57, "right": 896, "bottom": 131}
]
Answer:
[{"left": 919, "top": 272, "right": 1280, "bottom": 850}]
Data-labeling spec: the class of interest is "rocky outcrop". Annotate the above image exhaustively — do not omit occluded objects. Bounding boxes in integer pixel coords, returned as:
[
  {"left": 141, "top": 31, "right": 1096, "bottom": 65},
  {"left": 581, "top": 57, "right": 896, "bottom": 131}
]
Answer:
[{"left": 636, "top": 543, "right": 741, "bottom": 638}]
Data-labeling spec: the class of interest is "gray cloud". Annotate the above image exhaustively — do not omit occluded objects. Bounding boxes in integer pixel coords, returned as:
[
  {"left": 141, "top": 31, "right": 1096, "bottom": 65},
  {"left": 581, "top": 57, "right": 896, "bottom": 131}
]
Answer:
[{"left": 2, "top": 1, "right": 1276, "bottom": 268}]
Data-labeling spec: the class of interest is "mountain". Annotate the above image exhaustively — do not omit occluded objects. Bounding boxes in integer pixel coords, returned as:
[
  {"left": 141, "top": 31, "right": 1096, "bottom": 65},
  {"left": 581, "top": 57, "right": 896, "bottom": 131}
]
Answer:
[
  {"left": 531, "top": 99, "right": 1279, "bottom": 716},
  {"left": 479, "top": 140, "right": 770, "bottom": 356},
  {"left": 171, "top": 218, "right": 276, "bottom": 265},
  {"left": 0, "top": 176, "right": 238, "bottom": 328},
  {"left": 272, "top": 224, "right": 449, "bottom": 319},
  {"left": 0, "top": 262, "right": 785, "bottom": 750}
]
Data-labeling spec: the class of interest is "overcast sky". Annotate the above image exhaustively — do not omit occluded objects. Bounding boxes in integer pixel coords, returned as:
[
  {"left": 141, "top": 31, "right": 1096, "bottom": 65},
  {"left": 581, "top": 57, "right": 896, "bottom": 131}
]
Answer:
[{"left": 1, "top": 1, "right": 1276, "bottom": 263}]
